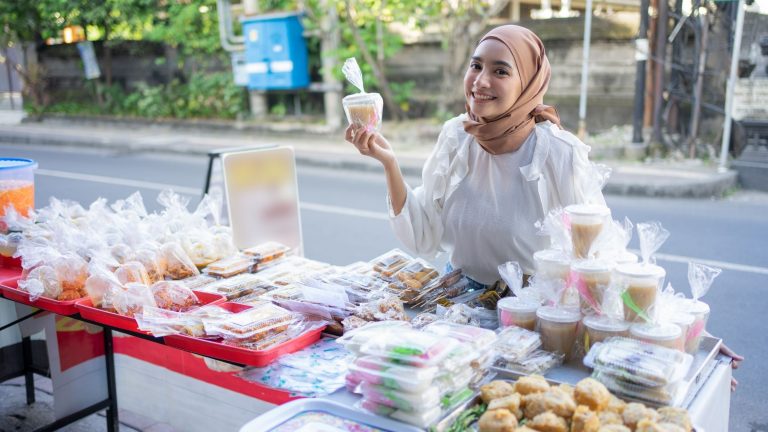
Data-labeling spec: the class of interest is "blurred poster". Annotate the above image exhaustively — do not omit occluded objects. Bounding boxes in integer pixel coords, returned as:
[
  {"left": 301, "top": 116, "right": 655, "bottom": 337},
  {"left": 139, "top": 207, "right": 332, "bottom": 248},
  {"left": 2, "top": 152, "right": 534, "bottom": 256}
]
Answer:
[
  {"left": 76, "top": 41, "right": 101, "bottom": 80},
  {"left": 222, "top": 147, "right": 303, "bottom": 255}
]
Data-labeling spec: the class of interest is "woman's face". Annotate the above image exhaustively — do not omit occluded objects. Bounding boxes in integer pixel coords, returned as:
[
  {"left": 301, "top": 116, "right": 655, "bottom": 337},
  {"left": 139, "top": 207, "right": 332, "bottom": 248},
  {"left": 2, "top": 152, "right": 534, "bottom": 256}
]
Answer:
[{"left": 464, "top": 39, "right": 522, "bottom": 119}]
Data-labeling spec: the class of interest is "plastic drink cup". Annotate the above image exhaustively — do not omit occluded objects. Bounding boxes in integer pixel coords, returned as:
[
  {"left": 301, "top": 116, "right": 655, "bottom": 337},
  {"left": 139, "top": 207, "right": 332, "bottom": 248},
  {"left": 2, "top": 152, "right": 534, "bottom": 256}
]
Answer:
[
  {"left": 614, "top": 263, "right": 666, "bottom": 323},
  {"left": 630, "top": 322, "right": 684, "bottom": 351},
  {"left": 571, "top": 259, "right": 612, "bottom": 315},
  {"left": 533, "top": 249, "right": 571, "bottom": 281},
  {"left": 0, "top": 158, "right": 37, "bottom": 218},
  {"left": 565, "top": 204, "right": 611, "bottom": 259},
  {"left": 682, "top": 299, "right": 710, "bottom": 354},
  {"left": 668, "top": 313, "right": 697, "bottom": 354},
  {"left": 582, "top": 315, "right": 630, "bottom": 351},
  {"left": 612, "top": 251, "right": 639, "bottom": 266},
  {"left": 343, "top": 93, "right": 383, "bottom": 130},
  {"left": 497, "top": 297, "right": 539, "bottom": 331},
  {"left": 536, "top": 306, "right": 582, "bottom": 361}
]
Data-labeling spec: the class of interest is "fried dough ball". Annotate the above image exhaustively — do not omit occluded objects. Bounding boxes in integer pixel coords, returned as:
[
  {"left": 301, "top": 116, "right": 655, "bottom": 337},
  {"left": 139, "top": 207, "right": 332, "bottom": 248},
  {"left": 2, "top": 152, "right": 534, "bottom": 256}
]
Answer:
[
  {"left": 635, "top": 419, "right": 686, "bottom": 432},
  {"left": 604, "top": 395, "right": 627, "bottom": 415},
  {"left": 623, "top": 403, "right": 659, "bottom": 430},
  {"left": 527, "top": 411, "right": 568, "bottom": 432},
  {"left": 478, "top": 409, "right": 518, "bottom": 432},
  {"left": 481, "top": 381, "right": 516, "bottom": 404},
  {"left": 514, "top": 374, "right": 551, "bottom": 396},
  {"left": 523, "top": 388, "right": 576, "bottom": 419},
  {"left": 575, "top": 378, "right": 611, "bottom": 411},
  {"left": 598, "top": 426, "right": 631, "bottom": 432},
  {"left": 598, "top": 410, "right": 624, "bottom": 426},
  {"left": 656, "top": 407, "right": 692, "bottom": 432},
  {"left": 516, "top": 427, "right": 538, "bottom": 432},
  {"left": 571, "top": 405, "right": 600, "bottom": 432},
  {"left": 557, "top": 383, "right": 575, "bottom": 399},
  {"left": 488, "top": 393, "right": 523, "bottom": 419}
]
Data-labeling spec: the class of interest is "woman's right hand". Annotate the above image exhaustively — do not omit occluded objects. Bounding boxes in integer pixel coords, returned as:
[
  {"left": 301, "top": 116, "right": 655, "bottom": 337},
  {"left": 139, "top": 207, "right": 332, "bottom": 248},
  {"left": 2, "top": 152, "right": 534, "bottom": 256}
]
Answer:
[{"left": 345, "top": 125, "right": 396, "bottom": 167}]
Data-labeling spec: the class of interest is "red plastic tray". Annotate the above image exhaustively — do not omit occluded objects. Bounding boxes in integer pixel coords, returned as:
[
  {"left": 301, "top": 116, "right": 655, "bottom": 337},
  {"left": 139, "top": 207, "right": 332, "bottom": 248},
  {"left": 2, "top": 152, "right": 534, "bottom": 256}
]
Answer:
[
  {"left": 0, "top": 278, "right": 82, "bottom": 315},
  {"left": 75, "top": 290, "right": 226, "bottom": 333},
  {"left": 164, "top": 302, "right": 326, "bottom": 367},
  {"left": 0, "top": 265, "right": 22, "bottom": 288}
]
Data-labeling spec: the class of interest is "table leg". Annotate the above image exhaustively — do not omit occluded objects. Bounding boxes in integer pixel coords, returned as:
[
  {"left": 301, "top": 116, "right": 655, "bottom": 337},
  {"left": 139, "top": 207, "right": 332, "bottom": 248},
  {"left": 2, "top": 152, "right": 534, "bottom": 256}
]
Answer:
[
  {"left": 104, "top": 328, "right": 119, "bottom": 432},
  {"left": 22, "top": 336, "right": 35, "bottom": 405}
]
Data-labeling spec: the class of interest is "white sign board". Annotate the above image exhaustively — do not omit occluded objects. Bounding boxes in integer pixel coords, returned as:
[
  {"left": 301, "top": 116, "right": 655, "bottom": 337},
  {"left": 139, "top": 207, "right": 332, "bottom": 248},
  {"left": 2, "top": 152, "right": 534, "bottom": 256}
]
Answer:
[
  {"left": 733, "top": 78, "right": 768, "bottom": 120},
  {"left": 222, "top": 147, "right": 303, "bottom": 255}
]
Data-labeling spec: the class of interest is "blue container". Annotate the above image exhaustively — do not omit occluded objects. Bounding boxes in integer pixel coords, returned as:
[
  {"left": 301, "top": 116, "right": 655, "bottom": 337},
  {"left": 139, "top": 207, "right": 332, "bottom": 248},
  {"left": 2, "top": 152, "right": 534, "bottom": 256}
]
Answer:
[{"left": 241, "top": 12, "right": 309, "bottom": 90}]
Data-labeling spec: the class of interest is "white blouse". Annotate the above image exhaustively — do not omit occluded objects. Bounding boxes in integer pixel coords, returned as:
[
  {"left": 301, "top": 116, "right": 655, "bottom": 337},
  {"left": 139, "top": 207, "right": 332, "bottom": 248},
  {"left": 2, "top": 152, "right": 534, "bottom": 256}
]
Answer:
[{"left": 389, "top": 114, "right": 607, "bottom": 282}]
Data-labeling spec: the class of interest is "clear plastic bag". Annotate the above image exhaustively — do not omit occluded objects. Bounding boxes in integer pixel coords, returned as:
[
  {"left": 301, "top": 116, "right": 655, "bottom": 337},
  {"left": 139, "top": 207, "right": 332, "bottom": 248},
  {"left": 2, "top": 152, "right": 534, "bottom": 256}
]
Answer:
[
  {"left": 115, "top": 261, "right": 152, "bottom": 286},
  {"left": 492, "top": 349, "right": 563, "bottom": 376},
  {"left": 688, "top": 261, "right": 721, "bottom": 301},
  {"left": 359, "top": 329, "right": 458, "bottom": 367},
  {"left": 423, "top": 321, "right": 497, "bottom": 353},
  {"left": 150, "top": 280, "right": 200, "bottom": 312},
  {"left": 369, "top": 248, "right": 414, "bottom": 280},
  {"left": 354, "top": 294, "right": 408, "bottom": 322},
  {"left": 19, "top": 265, "right": 61, "bottom": 301},
  {"left": 134, "top": 247, "right": 166, "bottom": 283},
  {"left": 159, "top": 242, "right": 199, "bottom": 280},
  {"left": 636, "top": 221, "right": 670, "bottom": 265},
  {"left": 113, "top": 282, "right": 157, "bottom": 317},
  {"left": 336, "top": 320, "right": 411, "bottom": 354},
  {"left": 204, "top": 254, "right": 254, "bottom": 278},
  {"left": 85, "top": 263, "right": 124, "bottom": 309},
  {"left": 494, "top": 326, "right": 542, "bottom": 362},
  {"left": 341, "top": 58, "right": 384, "bottom": 130}
]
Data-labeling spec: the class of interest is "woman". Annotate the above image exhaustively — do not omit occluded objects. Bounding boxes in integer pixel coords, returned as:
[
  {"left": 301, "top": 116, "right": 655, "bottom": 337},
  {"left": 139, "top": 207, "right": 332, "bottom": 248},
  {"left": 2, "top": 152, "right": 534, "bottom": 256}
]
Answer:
[{"left": 346, "top": 24, "right": 605, "bottom": 287}]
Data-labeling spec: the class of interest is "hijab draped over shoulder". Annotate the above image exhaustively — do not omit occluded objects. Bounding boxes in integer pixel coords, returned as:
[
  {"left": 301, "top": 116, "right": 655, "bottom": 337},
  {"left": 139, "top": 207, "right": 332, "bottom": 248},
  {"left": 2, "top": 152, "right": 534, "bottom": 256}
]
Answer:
[{"left": 463, "top": 25, "right": 561, "bottom": 153}]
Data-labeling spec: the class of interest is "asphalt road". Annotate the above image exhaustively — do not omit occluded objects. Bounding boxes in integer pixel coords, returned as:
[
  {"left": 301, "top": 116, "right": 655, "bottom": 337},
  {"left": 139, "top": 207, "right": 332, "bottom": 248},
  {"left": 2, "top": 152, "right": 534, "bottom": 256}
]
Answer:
[{"left": 2, "top": 143, "right": 767, "bottom": 431}]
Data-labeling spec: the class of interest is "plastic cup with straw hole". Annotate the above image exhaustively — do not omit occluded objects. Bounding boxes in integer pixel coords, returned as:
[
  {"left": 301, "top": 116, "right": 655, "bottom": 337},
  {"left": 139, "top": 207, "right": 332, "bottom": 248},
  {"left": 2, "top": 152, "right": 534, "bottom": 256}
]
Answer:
[
  {"left": 582, "top": 315, "right": 630, "bottom": 352},
  {"left": 565, "top": 204, "right": 611, "bottom": 259},
  {"left": 571, "top": 259, "right": 613, "bottom": 316},
  {"left": 614, "top": 263, "right": 666, "bottom": 323},
  {"left": 497, "top": 297, "right": 540, "bottom": 331},
  {"left": 534, "top": 249, "right": 571, "bottom": 281},
  {"left": 668, "top": 312, "right": 697, "bottom": 354},
  {"left": 536, "top": 306, "right": 582, "bottom": 362},
  {"left": 630, "top": 322, "right": 684, "bottom": 351},
  {"left": 681, "top": 299, "right": 710, "bottom": 354}
]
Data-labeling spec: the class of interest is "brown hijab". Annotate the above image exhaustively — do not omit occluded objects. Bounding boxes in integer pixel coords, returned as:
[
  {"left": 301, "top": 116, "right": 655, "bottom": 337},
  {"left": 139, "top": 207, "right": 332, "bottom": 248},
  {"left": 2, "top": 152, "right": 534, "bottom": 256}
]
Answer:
[{"left": 463, "top": 25, "right": 561, "bottom": 154}]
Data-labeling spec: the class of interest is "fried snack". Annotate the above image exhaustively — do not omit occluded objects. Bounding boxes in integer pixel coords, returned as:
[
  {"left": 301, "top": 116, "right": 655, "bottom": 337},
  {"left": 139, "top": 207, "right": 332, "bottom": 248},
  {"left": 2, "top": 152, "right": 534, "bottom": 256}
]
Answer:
[
  {"left": 58, "top": 290, "right": 82, "bottom": 301},
  {"left": 370, "top": 249, "right": 412, "bottom": 278},
  {"left": 24, "top": 265, "right": 61, "bottom": 299},
  {"left": 480, "top": 380, "right": 516, "bottom": 404},
  {"left": 656, "top": 407, "right": 692, "bottom": 432},
  {"left": 242, "top": 241, "right": 289, "bottom": 264},
  {"left": 517, "top": 428, "right": 538, "bottom": 432},
  {"left": 205, "top": 254, "right": 254, "bottom": 278},
  {"left": 604, "top": 395, "right": 627, "bottom": 415},
  {"left": 151, "top": 280, "right": 200, "bottom": 312},
  {"left": 514, "top": 374, "right": 551, "bottom": 396},
  {"left": 527, "top": 411, "right": 568, "bottom": 432},
  {"left": 523, "top": 389, "right": 576, "bottom": 419},
  {"left": 635, "top": 419, "right": 686, "bottom": 432},
  {"left": 575, "top": 378, "right": 611, "bottom": 411},
  {"left": 478, "top": 409, "right": 518, "bottom": 432},
  {"left": 571, "top": 405, "right": 600, "bottom": 432},
  {"left": 55, "top": 254, "right": 88, "bottom": 292},
  {"left": 135, "top": 249, "right": 165, "bottom": 283},
  {"left": 161, "top": 242, "right": 199, "bottom": 280},
  {"left": 487, "top": 393, "right": 523, "bottom": 419},
  {"left": 557, "top": 383, "right": 575, "bottom": 399},
  {"left": 115, "top": 261, "right": 151, "bottom": 286},
  {"left": 598, "top": 426, "right": 631, "bottom": 432},
  {"left": 598, "top": 410, "right": 624, "bottom": 426},
  {"left": 622, "top": 403, "right": 659, "bottom": 430}
]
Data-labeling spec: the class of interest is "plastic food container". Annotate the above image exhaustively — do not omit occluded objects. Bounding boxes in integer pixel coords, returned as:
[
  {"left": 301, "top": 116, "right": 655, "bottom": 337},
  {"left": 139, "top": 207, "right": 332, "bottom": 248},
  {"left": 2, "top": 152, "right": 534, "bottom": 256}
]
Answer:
[
  {"left": 0, "top": 277, "right": 80, "bottom": 315},
  {"left": 536, "top": 306, "right": 582, "bottom": 361},
  {"left": 497, "top": 297, "right": 539, "bottom": 330},
  {"left": 614, "top": 263, "right": 666, "bottom": 322},
  {"left": 242, "top": 241, "right": 290, "bottom": 265},
  {"left": 343, "top": 93, "right": 383, "bottom": 130},
  {"left": 369, "top": 249, "right": 413, "bottom": 280},
  {"left": 0, "top": 158, "right": 37, "bottom": 218},
  {"left": 349, "top": 356, "right": 440, "bottom": 393},
  {"left": 582, "top": 315, "right": 630, "bottom": 351},
  {"left": 682, "top": 299, "right": 710, "bottom": 354},
  {"left": 335, "top": 320, "right": 411, "bottom": 355},
  {"left": 584, "top": 337, "right": 692, "bottom": 387},
  {"left": 667, "top": 312, "right": 696, "bottom": 353},
  {"left": 612, "top": 250, "right": 639, "bottom": 265},
  {"left": 360, "top": 382, "right": 440, "bottom": 412},
  {"left": 571, "top": 259, "right": 613, "bottom": 315},
  {"left": 422, "top": 321, "right": 497, "bottom": 352},
  {"left": 565, "top": 204, "right": 611, "bottom": 259},
  {"left": 359, "top": 329, "right": 458, "bottom": 367},
  {"left": 495, "top": 326, "right": 542, "bottom": 361},
  {"left": 204, "top": 255, "right": 254, "bottom": 278},
  {"left": 533, "top": 249, "right": 571, "bottom": 281},
  {"left": 630, "top": 322, "right": 684, "bottom": 351}
]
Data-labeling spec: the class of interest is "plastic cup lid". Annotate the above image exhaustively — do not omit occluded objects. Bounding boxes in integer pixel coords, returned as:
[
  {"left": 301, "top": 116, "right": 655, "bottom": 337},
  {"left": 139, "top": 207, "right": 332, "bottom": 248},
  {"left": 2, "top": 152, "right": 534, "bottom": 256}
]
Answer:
[
  {"left": 667, "top": 313, "right": 695, "bottom": 326},
  {"left": 565, "top": 204, "right": 611, "bottom": 217},
  {"left": 613, "top": 251, "right": 639, "bottom": 265},
  {"left": 630, "top": 322, "right": 682, "bottom": 341},
  {"left": 343, "top": 92, "right": 380, "bottom": 104},
  {"left": 684, "top": 299, "right": 710, "bottom": 315},
  {"left": 583, "top": 315, "right": 630, "bottom": 332},
  {"left": 614, "top": 263, "right": 666, "bottom": 279},
  {"left": 536, "top": 306, "right": 581, "bottom": 323},
  {"left": 497, "top": 297, "right": 539, "bottom": 314},
  {"left": 572, "top": 259, "right": 613, "bottom": 274},
  {"left": 533, "top": 249, "right": 571, "bottom": 266},
  {"left": 0, "top": 158, "right": 37, "bottom": 171}
]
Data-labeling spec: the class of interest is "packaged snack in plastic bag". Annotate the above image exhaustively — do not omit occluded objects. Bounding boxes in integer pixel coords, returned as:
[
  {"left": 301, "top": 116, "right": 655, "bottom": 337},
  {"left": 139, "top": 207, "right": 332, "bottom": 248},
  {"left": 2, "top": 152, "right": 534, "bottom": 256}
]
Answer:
[
  {"left": 134, "top": 247, "right": 166, "bottom": 283},
  {"left": 494, "top": 326, "right": 542, "bottom": 361},
  {"left": 85, "top": 264, "right": 124, "bottom": 309},
  {"left": 390, "top": 259, "right": 440, "bottom": 291},
  {"left": 423, "top": 321, "right": 497, "bottom": 353},
  {"left": 350, "top": 355, "right": 441, "bottom": 393},
  {"left": 51, "top": 253, "right": 88, "bottom": 301},
  {"left": 150, "top": 280, "right": 200, "bottom": 312},
  {"left": 136, "top": 306, "right": 206, "bottom": 337},
  {"left": 493, "top": 349, "right": 564, "bottom": 376},
  {"left": 242, "top": 241, "right": 290, "bottom": 265},
  {"left": 341, "top": 58, "right": 384, "bottom": 130},
  {"left": 179, "top": 274, "right": 217, "bottom": 290},
  {"left": 360, "top": 382, "right": 441, "bottom": 412},
  {"left": 336, "top": 320, "right": 411, "bottom": 354},
  {"left": 591, "top": 369, "right": 682, "bottom": 406},
  {"left": 204, "top": 254, "right": 254, "bottom": 278},
  {"left": 369, "top": 248, "right": 413, "bottom": 280},
  {"left": 200, "top": 273, "right": 275, "bottom": 300},
  {"left": 202, "top": 303, "right": 294, "bottom": 342},
  {"left": 410, "top": 312, "right": 439, "bottom": 329},
  {"left": 354, "top": 294, "right": 408, "bottom": 322},
  {"left": 359, "top": 329, "right": 458, "bottom": 367},
  {"left": 159, "top": 242, "right": 199, "bottom": 280},
  {"left": 19, "top": 265, "right": 61, "bottom": 301},
  {"left": 113, "top": 282, "right": 157, "bottom": 317},
  {"left": 115, "top": 261, "right": 152, "bottom": 286}
]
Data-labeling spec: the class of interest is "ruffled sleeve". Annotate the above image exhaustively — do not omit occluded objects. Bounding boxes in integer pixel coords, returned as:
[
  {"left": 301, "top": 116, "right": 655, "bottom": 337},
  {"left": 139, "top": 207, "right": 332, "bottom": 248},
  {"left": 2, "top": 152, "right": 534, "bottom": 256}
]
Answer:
[{"left": 388, "top": 115, "right": 471, "bottom": 259}]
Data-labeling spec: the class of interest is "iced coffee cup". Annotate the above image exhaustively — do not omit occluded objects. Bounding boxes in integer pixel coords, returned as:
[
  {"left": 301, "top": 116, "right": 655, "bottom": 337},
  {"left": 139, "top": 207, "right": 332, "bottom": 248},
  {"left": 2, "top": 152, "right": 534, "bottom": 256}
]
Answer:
[
  {"left": 582, "top": 315, "right": 630, "bottom": 351},
  {"left": 571, "top": 259, "right": 612, "bottom": 316},
  {"left": 497, "top": 297, "right": 539, "bottom": 331},
  {"left": 536, "top": 306, "right": 582, "bottom": 361},
  {"left": 533, "top": 249, "right": 571, "bottom": 281},
  {"left": 615, "top": 263, "right": 665, "bottom": 323},
  {"left": 668, "top": 313, "right": 696, "bottom": 354},
  {"left": 681, "top": 299, "right": 710, "bottom": 354},
  {"left": 630, "top": 322, "right": 684, "bottom": 351},
  {"left": 565, "top": 204, "right": 610, "bottom": 259},
  {"left": 343, "top": 93, "right": 383, "bottom": 130}
]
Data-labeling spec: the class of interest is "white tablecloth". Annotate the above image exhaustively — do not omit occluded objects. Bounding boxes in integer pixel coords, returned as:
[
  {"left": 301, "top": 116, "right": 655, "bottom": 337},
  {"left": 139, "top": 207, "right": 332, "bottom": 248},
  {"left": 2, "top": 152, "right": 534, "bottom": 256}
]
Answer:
[{"left": 688, "top": 359, "right": 732, "bottom": 432}]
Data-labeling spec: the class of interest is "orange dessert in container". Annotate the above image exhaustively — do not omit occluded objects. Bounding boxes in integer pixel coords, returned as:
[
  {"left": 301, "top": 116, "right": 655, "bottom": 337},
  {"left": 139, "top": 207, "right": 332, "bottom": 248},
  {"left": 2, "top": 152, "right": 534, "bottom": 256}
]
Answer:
[{"left": 0, "top": 158, "right": 37, "bottom": 218}]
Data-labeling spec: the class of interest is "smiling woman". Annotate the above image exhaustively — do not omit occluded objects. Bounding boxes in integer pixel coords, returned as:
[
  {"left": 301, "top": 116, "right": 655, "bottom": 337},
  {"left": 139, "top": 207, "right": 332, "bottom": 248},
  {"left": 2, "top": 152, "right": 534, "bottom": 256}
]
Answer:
[{"left": 345, "top": 25, "right": 606, "bottom": 287}]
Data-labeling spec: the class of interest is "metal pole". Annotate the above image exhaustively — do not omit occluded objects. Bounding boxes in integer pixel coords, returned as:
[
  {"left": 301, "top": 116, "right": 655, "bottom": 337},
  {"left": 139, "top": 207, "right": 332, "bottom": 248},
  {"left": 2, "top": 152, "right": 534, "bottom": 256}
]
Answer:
[
  {"left": 651, "top": 0, "right": 669, "bottom": 145},
  {"left": 688, "top": 8, "right": 708, "bottom": 158},
  {"left": 632, "top": 0, "right": 651, "bottom": 143},
  {"left": 719, "top": 0, "right": 746, "bottom": 172},
  {"left": 577, "top": 0, "right": 594, "bottom": 138}
]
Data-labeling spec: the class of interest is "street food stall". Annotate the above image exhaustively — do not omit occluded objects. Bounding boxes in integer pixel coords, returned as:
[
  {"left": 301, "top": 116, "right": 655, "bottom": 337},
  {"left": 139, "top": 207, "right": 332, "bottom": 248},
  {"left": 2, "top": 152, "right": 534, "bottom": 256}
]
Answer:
[{"left": 0, "top": 151, "right": 732, "bottom": 432}]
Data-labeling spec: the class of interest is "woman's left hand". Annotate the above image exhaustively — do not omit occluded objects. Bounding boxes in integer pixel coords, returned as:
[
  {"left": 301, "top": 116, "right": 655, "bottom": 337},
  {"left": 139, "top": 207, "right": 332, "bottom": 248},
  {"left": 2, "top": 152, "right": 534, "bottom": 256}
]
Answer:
[{"left": 719, "top": 342, "right": 744, "bottom": 391}]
